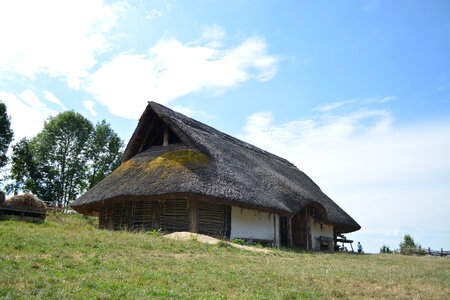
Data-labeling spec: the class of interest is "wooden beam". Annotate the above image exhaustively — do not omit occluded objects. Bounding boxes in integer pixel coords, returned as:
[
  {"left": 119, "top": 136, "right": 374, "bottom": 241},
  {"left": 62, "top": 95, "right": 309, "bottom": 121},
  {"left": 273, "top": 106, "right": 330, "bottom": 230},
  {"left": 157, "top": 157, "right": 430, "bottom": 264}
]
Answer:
[
  {"left": 188, "top": 200, "right": 198, "bottom": 233},
  {"left": 138, "top": 117, "right": 156, "bottom": 153},
  {"left": 163, "top": 127, "right": 169, "bottom": 146},
  {"left": 274, "top": 214, "right": 281, "bottom": 248},
  {"left": 152, "top": 201, "right": 161, "bottom": 230},
  {"left": 305, "top": 208, "right": 309, "bottom": 250},
  {"left": 287, "top": 216, "right": 293, "bottom": 247}
]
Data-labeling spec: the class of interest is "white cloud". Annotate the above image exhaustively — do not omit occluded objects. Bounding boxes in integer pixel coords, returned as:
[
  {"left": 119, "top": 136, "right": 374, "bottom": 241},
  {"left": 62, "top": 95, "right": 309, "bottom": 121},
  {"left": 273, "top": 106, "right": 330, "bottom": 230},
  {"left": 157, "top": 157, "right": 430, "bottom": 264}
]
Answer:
[
  {"left": 239, "top": 106, "right": 450, "bottom": 252},
  {"left": 83, "top": 100, "right": 97, "bottom": 117},
  {"left": 314, "top": 100, "right": 356, "bottom": 112},
  {"left": 379, "top": 96, "right": 396, "bottom": 103},
  {"left": 0, "top": 91, "right": 58, "bottom": 140},
  {"left": 315, "top": 96, "right": 396, "bottom": 113},
  {"left": 43, "top": 91, "right": 67, "bottom": 109},
  {"left": 0, "top": 0, "right": 126, "bottom": 88},
  {"left": 170, "top": 105, "right": 216, "bottom": 121},
  {"left": 84, "top": 31, "right": 278, "bottom": 119},
  {"left": 362, "top": 0, "right": 381, "bottom": 13},
  {"left": 19, "top": 90, "right": 46, "bottom": 110},
  {"left": 146, "top": 9, "right": 163, "bottom": 20},
  {"left": 198, "top": 25, "right": 226, "bottom": 48}
]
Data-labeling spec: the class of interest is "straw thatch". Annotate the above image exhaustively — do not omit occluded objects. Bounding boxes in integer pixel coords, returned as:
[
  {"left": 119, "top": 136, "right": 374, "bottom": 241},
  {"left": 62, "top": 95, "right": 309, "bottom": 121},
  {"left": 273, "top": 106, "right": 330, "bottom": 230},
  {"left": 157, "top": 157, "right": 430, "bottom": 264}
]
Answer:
[
  {"left": 5, "top": 194, "right": 47, "bottom": 211},
  {"left": 72, "top": 102, "right": 360, "bottom": 234},
  {"left": 0, "top": 193, "right": 47, "bottom": 221}
]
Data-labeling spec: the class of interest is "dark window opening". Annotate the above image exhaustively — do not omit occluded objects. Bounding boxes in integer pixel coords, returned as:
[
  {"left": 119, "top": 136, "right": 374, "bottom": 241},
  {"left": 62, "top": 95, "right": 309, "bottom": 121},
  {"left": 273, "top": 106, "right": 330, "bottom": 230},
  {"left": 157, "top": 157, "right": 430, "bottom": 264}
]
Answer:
[
  {"left": 139, "top": 111, "right": 183, "bottom": 152},
  {"left": 168, "top": 131, "right": 181, "bottom": 144}
]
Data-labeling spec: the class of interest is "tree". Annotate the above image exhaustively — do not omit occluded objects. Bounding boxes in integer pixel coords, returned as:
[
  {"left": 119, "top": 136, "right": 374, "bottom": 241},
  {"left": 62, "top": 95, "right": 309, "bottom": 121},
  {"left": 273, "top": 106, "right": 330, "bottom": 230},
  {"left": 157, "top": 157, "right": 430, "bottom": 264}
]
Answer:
[
  {"left": 379, "top": 245, "right": 392, "bottom": 254},
  {"left": 86, "top": 120, "right": 123, "bottom": 188},
  {"left": 6, "top": 138, "right": 38, "bottom": 195},
  {"left": 0, "top": 101, "right": 14, "bottom": 171},
  {"left": 33, "top": 111, "right": 93, "bottom": 209},
  {"left": 8, "top": 111, "right": 123, "bottom": 210},
  {"left": 399, "top": 234, "right": 424, "bottom": 255}
]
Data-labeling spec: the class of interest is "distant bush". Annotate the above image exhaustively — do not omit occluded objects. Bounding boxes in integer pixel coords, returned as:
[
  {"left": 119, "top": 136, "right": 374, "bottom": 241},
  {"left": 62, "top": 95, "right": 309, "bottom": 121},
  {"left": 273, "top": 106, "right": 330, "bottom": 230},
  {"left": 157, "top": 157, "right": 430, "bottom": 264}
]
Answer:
[
  {"left": 400, "top": 234, "right": 426, "bottom": 255},
  {"left": 379, "top": 245, "right": 392, "bottom": 254}
]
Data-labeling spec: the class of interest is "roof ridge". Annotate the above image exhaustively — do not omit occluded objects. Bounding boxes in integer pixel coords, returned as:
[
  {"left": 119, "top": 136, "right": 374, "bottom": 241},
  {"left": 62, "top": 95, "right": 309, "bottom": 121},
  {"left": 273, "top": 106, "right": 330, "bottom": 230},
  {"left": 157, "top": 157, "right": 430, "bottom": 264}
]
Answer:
[{"left": 148, "top": 101, "right": 297, "bottom": 168}]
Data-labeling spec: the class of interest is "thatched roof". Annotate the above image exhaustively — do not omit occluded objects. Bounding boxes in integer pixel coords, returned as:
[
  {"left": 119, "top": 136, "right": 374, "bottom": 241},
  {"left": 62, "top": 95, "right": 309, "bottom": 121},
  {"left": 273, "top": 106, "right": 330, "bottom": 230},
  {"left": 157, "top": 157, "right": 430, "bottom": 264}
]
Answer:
[
  {"left": 72, "top": 102, "right": 360, "bottom": 233},
  {"left": 3, "top": 193, "right": 47, "bottom": 212}
]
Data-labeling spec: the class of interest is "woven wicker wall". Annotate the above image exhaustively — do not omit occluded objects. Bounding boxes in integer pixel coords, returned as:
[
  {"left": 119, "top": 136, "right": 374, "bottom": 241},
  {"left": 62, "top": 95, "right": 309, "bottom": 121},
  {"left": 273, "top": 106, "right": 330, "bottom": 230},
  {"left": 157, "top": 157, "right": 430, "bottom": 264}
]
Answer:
[
  {"left": 159, "top": 199, "right": 189, "bottom": 232},
  {"left": 98, "top": 199, "right": 231, "bottom": 238},
  {"left": 198, "top": 202, "right": 229, "bottom": 238}
]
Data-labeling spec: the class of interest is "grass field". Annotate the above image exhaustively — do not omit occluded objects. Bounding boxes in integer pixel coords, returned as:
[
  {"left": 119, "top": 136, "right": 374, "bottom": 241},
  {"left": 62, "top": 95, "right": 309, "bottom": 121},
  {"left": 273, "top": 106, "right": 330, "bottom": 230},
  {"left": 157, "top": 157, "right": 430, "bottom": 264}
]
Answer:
[{"left": 0, "top": 213, "right": 449, "bottom": 299}]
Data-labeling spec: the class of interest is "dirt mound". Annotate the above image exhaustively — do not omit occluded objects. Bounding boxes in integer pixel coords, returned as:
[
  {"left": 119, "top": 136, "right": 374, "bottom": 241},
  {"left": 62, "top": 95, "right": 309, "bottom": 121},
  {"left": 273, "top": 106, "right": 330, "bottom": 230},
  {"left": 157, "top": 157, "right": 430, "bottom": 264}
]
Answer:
[{"left": 164, "top": 232, "right": 272, "bottom": 253}]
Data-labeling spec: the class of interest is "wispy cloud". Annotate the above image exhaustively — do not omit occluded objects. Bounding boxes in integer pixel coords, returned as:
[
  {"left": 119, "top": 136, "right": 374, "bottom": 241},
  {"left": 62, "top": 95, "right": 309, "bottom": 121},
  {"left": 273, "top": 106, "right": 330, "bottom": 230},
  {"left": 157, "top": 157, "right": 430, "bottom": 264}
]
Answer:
[
  {"left": 315, "top": 96, "right": 396, "bottom": 113},
  {"left": 43, "top": 91, "right": 67, "bottom": 109},
  {"left": 239, "top": 105, "right": 450, "bottom": 252},
  {"left": 362, "top": 0, "right": 381, "bottom": 13},
  {"left": 145, "top": 9, "right": 163, "bottom": 20},
  {"left": 0, "top": 91, "right": 58, "bottom": 140},
  {"left": 84, "top": 29, "right": 279, "bottom": 119},
  {"left": 83, "top": 100, "right": 97, "bottom": 117},
  {"left": 19, "top": 90, "right": 46, "bottom": 109},
  {"left": 314, "top": 100, "right": 355, "bottom": 113},
  {"left": 197, "top": 25, "right": 226, "bottom": 48},
  {"left": 0, "top": 0, "right": 127, "bottom": 88},
  {"left": 378, "top": 96, "right": 396, "bottom": 103}
]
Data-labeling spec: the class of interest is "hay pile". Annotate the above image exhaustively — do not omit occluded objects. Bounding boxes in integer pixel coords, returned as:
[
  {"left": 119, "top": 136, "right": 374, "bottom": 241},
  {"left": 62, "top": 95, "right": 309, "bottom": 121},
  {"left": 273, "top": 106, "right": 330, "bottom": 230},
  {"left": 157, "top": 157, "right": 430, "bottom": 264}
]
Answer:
[{"left": 5, "top": 193, "right": 47, "bottom": 211}]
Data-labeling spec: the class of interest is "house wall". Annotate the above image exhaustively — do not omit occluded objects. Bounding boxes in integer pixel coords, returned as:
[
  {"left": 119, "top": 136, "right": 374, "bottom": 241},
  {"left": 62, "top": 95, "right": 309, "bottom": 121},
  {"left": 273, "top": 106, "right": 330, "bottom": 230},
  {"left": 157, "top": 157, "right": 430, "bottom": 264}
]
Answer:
[
  {"left": 230, "top": 206, "right": 276, "bottom": 241},
  {"left": 308, "top": 216, "right": 334, "bottom": 251}
]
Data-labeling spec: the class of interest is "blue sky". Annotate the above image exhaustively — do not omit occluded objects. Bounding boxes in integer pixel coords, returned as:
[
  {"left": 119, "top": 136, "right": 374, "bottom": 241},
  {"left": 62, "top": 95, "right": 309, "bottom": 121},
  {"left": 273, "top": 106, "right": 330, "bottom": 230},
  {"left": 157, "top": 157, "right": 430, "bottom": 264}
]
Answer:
[{"left": 1, "top": 0, "right": 449, "bottom": 253}]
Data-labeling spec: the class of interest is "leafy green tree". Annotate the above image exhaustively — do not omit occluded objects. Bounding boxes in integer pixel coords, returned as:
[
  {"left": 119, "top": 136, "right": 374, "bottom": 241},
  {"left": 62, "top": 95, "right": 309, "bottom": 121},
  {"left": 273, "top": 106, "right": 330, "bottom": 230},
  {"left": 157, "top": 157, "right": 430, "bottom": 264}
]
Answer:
[
  {"left": 0, "top": 101, "right": 14, "bottom": 171},
  {"left": 34, "top": 111, "right": 93, "bottom": 209},
  {"left": 87, "top": 120, "right": 123, "bottom": 188},
  {"left": 6, "top": 138, "right": 38, "bottom": 195},
  {"left": 8, "top": 111, "right": 123, "bottom": 210},
  {"left": 399, "top": 234, "right": 423, "bottom": 255}
]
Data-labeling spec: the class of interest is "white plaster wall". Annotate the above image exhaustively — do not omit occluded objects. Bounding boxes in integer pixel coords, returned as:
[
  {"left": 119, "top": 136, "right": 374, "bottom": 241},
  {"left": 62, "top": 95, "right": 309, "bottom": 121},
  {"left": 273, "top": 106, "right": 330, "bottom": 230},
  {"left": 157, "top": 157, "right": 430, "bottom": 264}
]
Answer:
[
  {"left": 309, "top": 218, "right": 334, "bottom": 251},
  {"left": 230, "top": 206, "right": 275, "bottom": 241}
]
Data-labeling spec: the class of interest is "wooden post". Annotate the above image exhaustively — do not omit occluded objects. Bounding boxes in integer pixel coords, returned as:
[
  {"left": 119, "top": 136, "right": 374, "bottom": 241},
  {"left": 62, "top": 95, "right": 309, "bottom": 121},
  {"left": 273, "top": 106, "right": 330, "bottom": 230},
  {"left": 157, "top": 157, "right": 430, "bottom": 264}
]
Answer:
[
  {"left": 274, "top": 214, "right": 281, "bottom": 248},
  {"left": 152, "top": 201, "right": 161, "bottom": 230},
  {"left": 188, "top": 201, "right": 198, "bottom": 233},
  {"left": 305, "top": 208, "right": 309, "bottom": 250},
  {"left": 163, "top": 127, "right": 169, "bottom": 146},
  {"left": 287, "top": 216, "right": 293, "bottom": 247}
]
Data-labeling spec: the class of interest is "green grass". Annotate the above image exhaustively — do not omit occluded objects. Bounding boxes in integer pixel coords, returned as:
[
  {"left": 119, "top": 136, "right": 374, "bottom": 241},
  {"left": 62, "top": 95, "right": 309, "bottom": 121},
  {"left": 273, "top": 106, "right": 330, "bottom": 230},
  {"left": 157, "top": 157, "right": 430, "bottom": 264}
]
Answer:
[{"left": 1, "top": 213, "right": 449, "bottom": 299}]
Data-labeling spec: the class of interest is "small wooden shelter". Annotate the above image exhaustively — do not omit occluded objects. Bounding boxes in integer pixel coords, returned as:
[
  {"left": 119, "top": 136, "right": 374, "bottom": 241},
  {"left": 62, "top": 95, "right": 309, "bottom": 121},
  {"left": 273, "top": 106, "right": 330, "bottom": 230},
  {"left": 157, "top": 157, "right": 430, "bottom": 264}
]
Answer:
[
  {"left": 0, "top": 193, "right": 47, "bottom": 221},
  {"left": 72, "top": 102, "right": 360, "bottom": 250}
]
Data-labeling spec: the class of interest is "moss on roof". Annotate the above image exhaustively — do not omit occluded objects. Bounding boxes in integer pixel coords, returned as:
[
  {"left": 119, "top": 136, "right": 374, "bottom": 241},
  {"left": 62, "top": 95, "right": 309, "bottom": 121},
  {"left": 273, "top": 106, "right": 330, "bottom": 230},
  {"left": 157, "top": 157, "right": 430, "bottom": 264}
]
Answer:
[{"left": 115, "top": 149, "right": 208, "bottom": 178}]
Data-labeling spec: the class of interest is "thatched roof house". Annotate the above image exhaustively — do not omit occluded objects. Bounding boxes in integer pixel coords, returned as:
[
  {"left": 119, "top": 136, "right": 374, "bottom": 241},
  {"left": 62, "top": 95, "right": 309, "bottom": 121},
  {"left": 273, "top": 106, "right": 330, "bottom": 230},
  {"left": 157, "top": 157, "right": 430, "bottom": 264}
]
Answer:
[
  {"left": 72, "top": 102, "right": 360, "bottom": 250},
  {"left": 0, "top": 193, "right": 47, "bottom": 221}
]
